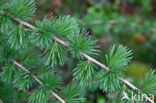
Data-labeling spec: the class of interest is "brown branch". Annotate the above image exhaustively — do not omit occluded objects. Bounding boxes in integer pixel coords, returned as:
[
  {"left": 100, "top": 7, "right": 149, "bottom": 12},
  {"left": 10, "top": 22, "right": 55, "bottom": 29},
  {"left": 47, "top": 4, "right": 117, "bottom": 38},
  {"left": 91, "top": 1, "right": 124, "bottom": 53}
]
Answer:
[
  {"left": 7, "top": 14, "right": 155, "bottom": 103},
  {"left": 12, "top": 61, "right": 66, "bottom": 103},
  {"left": 11, "top": 17, "right": 36, "bottom": 29},
  {"left": 80, "top": 52, "right": 110, "bottom": 71}
]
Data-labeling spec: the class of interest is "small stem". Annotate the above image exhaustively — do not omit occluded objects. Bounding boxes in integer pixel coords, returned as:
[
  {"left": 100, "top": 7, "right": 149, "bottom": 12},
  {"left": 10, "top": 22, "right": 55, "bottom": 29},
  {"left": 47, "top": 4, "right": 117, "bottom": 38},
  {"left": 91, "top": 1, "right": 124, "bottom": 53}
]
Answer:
[
  {"left": 54, "top": 36, "right": 68, "bottom": 46},
  {"left": 87, "top": 59, "right": 91, "bottom": 62},
  {"left": 80, "top": 52, "right": 110, "bottom": 71},
  {"left": 12, "top": 61, "right": 29, "bottom": 73},
  {"left": 12, "top": 60, "right": 66, "bottom": 103},
  {"left": 33, "top": 75, "right": 43, "bottom": 86},
  {"left": 11, "top": 17, "right": 36, "bottom": 29},
  {"left": 119, "top": 78, "right": 139, "bottom": 91},
  {"left": 50, "top": 90, "right": 66, "bottom": 103}
]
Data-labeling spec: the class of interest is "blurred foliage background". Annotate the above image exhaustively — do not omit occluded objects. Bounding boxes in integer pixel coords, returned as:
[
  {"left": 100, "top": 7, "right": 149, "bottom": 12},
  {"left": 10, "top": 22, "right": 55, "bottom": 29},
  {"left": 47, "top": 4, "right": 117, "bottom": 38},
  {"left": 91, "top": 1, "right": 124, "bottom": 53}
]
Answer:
[{"left": 1, "top": 0, "right": 156, "bottom": 102}]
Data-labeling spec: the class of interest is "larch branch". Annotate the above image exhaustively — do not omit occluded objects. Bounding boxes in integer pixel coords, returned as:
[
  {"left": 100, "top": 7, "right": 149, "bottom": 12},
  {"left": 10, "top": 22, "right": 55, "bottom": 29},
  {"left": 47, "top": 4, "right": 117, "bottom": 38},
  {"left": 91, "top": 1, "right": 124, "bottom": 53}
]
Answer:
[
  {"left": 12, "top": 61, "right": 66, "bottom": 103},
  {"left": 8, "top": 14, "right": 155, "bottom": 103}
]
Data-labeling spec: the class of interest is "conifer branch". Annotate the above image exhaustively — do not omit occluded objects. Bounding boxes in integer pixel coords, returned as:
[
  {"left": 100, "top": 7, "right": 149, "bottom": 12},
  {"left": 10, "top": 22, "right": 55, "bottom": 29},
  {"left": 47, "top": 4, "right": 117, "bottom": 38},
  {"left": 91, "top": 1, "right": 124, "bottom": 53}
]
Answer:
[
  {"left": 80, "top": 52, "right": 110, "bottom": 71},
  {"left": 55, "top": 35, "right": 154, "bottom": 103},
  {"left": 12, "top": 60, "right": 66, "bottom": 103},
  {"left": 7, "top": 15, "right": 155, "bottom": 103},
  {"left": 11, "top": 17, "right": 36, "bottom": 29},
  {"left": 119, "top": 78, "right": 138, "bottom": 90}
]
